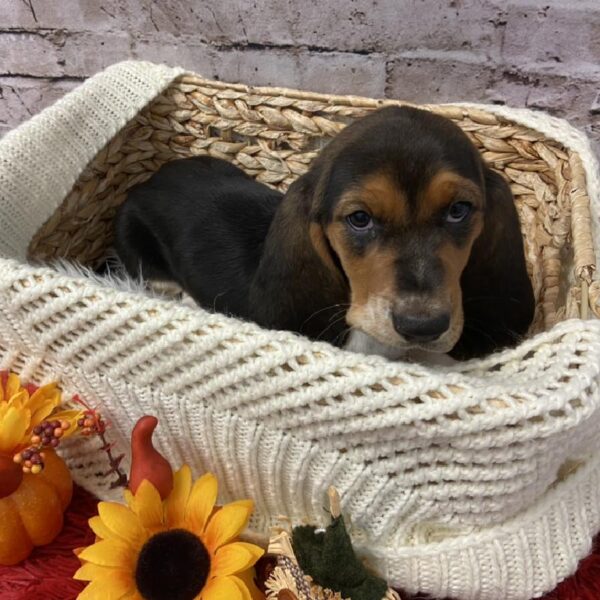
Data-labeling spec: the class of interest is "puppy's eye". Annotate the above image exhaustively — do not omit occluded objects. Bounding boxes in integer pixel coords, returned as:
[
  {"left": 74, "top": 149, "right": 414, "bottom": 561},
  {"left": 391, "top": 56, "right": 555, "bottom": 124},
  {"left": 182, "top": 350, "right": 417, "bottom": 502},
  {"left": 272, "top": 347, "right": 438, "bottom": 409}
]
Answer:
[
  {"left": 446, "top": 201, "right": 473, "bottom": 223},
  {"left": 346, "top": 211, "right": 373, "bottom": 231}
]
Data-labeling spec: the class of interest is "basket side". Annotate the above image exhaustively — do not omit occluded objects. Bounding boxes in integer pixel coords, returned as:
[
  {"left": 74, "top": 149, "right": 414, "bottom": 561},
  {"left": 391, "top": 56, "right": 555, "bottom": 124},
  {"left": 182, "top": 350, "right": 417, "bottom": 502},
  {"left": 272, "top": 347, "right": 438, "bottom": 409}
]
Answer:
[{"left": 0, "top": 61, "right": 182, "bottom": 262}]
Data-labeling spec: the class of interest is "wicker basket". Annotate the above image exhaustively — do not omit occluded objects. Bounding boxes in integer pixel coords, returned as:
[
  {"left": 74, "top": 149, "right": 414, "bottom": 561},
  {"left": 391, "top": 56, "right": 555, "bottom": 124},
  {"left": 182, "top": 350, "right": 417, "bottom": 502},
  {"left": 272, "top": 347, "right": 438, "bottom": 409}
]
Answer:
[
  {"left": 27, "top": 73, "right": 599, "bottom": 331},
  {"left": 1, "top": 61, "right": 599, "bottom": 600}
]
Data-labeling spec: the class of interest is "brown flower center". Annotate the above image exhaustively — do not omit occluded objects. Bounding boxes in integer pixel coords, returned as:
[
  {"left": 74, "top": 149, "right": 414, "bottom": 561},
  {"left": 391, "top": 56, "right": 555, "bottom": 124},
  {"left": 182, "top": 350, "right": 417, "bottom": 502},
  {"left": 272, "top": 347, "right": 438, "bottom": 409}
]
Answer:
[{"left": 135, "top": 529, "right": 210, "bottom": 600}]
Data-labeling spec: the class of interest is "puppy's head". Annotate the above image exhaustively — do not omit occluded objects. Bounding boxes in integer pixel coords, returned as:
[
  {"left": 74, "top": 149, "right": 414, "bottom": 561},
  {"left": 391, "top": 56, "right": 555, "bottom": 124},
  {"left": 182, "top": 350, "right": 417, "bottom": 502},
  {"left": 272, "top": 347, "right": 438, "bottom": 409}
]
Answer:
[{"left": 308, "top": 106, "right": 488, "bottom": 353}]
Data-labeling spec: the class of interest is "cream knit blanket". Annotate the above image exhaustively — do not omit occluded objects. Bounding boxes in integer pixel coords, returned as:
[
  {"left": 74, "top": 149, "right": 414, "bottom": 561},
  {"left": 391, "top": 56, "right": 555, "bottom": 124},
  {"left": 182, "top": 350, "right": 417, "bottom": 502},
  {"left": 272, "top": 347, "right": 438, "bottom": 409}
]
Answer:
[{"left": 0, "top": 61, "right": 599, "bottom": 600}]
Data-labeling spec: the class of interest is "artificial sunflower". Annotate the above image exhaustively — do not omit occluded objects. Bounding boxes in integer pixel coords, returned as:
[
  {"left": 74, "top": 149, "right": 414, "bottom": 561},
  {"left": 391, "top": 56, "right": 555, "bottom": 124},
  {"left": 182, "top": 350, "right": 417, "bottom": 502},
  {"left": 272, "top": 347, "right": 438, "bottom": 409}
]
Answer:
[
  {"left": 75, "top": 465, "right": 265, "bottom": 600},
  {"left": 0, "top": 371, "right": 80, "bottom": 460}
]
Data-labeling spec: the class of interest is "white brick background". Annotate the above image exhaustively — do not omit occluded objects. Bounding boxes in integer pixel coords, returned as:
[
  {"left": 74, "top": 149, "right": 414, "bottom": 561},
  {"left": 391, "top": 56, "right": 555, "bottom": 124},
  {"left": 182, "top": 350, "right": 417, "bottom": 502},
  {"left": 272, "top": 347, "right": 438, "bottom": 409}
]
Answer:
[{"left": 0, "top": 0, "right": 599, "bottom": 151}]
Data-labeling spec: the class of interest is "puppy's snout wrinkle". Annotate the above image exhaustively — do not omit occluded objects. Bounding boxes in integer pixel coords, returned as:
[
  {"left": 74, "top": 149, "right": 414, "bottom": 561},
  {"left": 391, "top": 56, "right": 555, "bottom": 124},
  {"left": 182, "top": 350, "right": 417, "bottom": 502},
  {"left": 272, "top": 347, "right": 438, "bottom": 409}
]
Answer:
[{"left": 392, "top": 311, "right": 450, "bottom": 343}]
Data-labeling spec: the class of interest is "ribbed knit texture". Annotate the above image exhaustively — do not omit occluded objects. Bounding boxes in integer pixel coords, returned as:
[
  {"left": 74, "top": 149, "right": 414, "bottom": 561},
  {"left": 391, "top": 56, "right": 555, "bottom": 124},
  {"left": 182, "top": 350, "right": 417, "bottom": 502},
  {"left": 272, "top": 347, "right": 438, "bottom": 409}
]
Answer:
[{"left": 0, "top": 61, "right": 599, "bottom": 600}]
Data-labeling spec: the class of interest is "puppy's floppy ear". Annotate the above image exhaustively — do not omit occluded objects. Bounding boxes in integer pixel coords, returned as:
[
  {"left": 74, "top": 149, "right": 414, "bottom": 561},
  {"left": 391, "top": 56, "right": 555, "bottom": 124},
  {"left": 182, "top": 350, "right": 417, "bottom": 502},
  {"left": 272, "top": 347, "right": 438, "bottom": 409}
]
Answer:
[
  {"left": 300, "top": 155, "right": 348, "bottom": 283},
  {"left": 309, "top": 222, "right": 345, "bottom": 279},
  {"left": 450, "top": 167, "right": 535, "bottom": 359},
  {"left": 249, "top": 158, "right": 348, "bottom": 343}
]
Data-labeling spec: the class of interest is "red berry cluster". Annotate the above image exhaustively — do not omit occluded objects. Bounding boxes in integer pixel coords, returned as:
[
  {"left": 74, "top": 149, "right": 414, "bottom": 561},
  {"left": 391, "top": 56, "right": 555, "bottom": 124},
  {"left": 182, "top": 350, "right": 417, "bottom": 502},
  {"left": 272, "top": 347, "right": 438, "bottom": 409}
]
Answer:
[
  {"left": 13, "top": 448, "right": 45, "bottom": 474},
  {"left": 32, "top": 419, "right": 70, "bottom": 447},
  {"left": 13, "top": 419, "right": 71, "bottom": 474},
  {"left": 78, "top": 410, "right": 106, "bottom": 436}
]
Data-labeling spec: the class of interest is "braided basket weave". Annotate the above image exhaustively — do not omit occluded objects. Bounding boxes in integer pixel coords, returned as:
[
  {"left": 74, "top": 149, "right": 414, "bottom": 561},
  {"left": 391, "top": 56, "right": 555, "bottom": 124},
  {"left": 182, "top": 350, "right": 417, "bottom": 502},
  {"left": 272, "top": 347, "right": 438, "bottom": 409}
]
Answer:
[{"left": 1, "top": 62, "right": 600, "bottom": 600}]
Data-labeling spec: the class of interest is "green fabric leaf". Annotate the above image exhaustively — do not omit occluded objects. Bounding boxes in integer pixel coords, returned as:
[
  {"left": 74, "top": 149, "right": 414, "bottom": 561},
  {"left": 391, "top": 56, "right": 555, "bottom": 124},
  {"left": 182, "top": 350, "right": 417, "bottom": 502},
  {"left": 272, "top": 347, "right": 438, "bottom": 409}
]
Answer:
[{"left": 292, "top": 516, "right": 388, "bottom": 600}]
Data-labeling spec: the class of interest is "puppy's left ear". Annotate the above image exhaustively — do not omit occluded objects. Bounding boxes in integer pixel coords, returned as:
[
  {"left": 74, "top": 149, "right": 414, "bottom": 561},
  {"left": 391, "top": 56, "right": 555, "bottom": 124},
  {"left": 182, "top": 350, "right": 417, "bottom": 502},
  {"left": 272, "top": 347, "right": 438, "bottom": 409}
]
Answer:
[{"left": 451, "top": 167, "right": 535, "bottom": 359}]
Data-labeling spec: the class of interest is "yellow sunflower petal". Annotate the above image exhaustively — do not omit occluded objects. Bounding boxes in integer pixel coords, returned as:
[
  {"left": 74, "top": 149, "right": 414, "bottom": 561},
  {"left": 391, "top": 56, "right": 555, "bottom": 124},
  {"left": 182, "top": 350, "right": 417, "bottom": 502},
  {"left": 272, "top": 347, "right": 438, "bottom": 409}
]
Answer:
[
  {"left": 233, "top": 542, "right": 264, "bottom": 564},
  {"left": 7, "top": 389, "right": 28, "bottom": 409},
  {"left": 225, "top": 499, "right": 254, "bottom": 511},
  {"left": 203, "top": 500, "right": 254, "bottom": 552},
  {"left": 30, "top": 399, "right": 60, "bottom": 429},
  {"left": 98, "top": 502, "right": 147, "bottom": 547},
  {"left": 77, "top": 572, "right": 134, "bottom": 600},
  {"left": 5, "top": 373, "right": 23, "bottom": 401},
  {"left": 77, "top": 580, "right": 108, "bottom": 600},
  {"left": 26, "top": 382, "right": 60, "bottom": 421},
  {"left": 211, "top": 542, "right": 264, "bottom": 578},
  {"left": 0, "top": 405, "right": 31, "bottom": 453},
  {"left": 78, "top": 539, "right": 136, "bottom": 569},
  {"left": 123, "top": 489, "right": 135, "bottom": 510},
  {"left": 185, "top": 472, "right": 218, "bottom": 535},
  {"left": 165, "top": 465, "right": 192, "bottom": 528},
  {"left": 133, "top": 480, "right": 164, "bottom": 529},
  {"left": 236, "top": 568, "right": 264, "bottom": 600},
  {"left": 230, "top": 575, "right": 253, "bottom": 600},
  {"left": 73, "top": 562, "right": 117, "bottom": 581},
  {"left": 200, "top": 576, "right": 244, "bottom": 600},
  {"left": 89, "top": 515, "right": 115, "bottom": 541}
]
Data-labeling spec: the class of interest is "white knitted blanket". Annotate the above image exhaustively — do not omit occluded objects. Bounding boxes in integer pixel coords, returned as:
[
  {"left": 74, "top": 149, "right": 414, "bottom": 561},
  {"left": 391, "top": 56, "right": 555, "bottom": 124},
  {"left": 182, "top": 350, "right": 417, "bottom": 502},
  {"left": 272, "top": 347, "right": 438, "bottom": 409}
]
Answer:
[{"left": 0, "top": 61, "right": 599, "bottom": 600}]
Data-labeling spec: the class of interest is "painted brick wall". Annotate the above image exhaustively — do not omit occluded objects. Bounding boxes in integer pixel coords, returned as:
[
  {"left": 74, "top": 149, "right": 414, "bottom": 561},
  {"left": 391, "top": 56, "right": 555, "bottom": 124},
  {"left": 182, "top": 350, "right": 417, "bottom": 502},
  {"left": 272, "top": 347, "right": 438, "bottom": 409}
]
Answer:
[{"left": 1, "top": 0, "right": 599, "bottom": 151}]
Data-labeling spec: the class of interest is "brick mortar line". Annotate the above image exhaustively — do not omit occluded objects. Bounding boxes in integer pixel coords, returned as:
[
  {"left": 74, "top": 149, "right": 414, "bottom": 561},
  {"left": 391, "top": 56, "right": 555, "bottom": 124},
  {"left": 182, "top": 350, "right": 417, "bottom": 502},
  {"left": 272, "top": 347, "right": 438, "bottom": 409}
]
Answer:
[
  {"left": 210, "top": 40, "right": 379, "bottom": 56},
  {"left": 0, "top": 28, "right": 383, "bottom": 56},
  {"left": 0, "top": 73, "right": 86, "bottom": 81}
]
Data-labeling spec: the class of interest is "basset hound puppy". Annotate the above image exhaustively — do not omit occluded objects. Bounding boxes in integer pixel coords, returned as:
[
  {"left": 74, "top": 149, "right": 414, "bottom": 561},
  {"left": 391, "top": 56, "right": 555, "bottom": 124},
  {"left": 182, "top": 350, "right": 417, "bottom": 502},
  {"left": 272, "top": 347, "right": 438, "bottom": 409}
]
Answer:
[{"left": 114, "top": 106, "right": 534, "bottom": 361}]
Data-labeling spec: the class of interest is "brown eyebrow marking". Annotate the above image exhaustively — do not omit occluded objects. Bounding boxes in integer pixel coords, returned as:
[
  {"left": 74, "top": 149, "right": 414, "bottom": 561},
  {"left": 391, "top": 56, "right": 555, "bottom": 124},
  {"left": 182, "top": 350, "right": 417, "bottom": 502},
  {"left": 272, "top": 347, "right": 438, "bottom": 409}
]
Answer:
[
  {"left": 335, "top": 171, "right": 408, "bottom": 226},
  {"left": 417, "top": 170, "right": 483, "bottom": 223}
]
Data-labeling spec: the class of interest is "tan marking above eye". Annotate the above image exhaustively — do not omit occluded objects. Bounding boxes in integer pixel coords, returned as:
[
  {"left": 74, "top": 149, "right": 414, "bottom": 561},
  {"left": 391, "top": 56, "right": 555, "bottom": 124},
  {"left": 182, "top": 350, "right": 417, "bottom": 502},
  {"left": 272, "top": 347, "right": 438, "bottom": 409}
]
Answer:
[
  {"left": 417, "top": 170, "right": 483, "bottom": 223},
  {"left": 334, "top": 171, "right": 408, "bottom": 225}
]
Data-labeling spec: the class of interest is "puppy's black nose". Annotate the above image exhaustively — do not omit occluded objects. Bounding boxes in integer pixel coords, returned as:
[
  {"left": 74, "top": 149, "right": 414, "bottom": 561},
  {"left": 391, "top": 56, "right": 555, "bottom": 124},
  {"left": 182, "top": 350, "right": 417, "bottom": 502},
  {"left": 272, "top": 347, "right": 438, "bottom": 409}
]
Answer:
[{"left": 393, "top": 312, "right": 450, "bottom": 343}]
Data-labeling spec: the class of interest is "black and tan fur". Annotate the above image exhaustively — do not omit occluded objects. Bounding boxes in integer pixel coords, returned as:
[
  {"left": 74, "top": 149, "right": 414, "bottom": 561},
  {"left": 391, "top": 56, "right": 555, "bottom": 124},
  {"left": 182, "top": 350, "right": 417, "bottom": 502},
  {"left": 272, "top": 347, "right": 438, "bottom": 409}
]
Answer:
[{"left": 114, "top": 106, "right": 534, "bottom": 360}]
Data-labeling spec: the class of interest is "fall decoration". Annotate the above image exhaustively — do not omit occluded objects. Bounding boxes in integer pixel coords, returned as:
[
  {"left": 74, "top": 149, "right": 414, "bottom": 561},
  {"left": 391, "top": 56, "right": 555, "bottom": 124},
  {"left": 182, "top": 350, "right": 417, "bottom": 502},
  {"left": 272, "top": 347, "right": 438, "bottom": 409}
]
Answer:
[
  {"left": 128, "top": 416, "right": 173, "bottom": 499},
  {"left": 0, "top": 371, "right": 95, "bottom": 565},
  {"left": 75, "top": 395, "right": 128, "bottom": 489},
  {"left": 265, "top": 488, "right": 401, "bottom": 600},
  {"left": 75, "top": 415, "right": 265, "bottom": 600}
]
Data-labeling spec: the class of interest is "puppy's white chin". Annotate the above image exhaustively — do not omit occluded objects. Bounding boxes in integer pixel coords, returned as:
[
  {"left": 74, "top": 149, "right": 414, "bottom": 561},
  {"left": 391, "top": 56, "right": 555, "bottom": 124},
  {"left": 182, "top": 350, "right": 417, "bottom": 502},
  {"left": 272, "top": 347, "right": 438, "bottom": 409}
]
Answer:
[
  {"left": 405, "top": 348, "right": 458, "bottom": 366},
  {"left": 344, "top": 329, "right": 457, "bottom": 365},
  {"left": 344, "top": 329, "right": 408, "bottom": 360}
]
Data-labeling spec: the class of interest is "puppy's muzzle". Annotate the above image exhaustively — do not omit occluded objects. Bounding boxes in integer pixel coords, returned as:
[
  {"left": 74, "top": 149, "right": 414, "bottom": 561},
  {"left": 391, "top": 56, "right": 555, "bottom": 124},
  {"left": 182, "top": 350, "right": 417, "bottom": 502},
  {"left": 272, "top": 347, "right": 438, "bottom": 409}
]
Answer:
[{"left": 392, "top": 311, "right": 450, "bottom": 343}]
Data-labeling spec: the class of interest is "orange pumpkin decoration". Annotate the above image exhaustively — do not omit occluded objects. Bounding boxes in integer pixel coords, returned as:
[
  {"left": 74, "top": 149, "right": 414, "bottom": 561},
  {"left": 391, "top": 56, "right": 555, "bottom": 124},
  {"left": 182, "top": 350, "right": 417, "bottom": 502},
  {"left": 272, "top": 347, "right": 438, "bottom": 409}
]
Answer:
[
  {"left": 0, "top": 448, "right": 72, "bottom": 565},
  {"left": 0, "top": 372, "right": 82, "bottom": 565}
]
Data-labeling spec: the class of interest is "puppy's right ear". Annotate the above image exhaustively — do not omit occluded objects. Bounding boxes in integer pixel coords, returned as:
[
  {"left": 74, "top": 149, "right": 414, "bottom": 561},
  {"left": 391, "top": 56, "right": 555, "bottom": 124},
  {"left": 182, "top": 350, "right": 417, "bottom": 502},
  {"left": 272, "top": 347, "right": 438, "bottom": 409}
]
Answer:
[
  {"left": 249, "top": 162, "right": 348, "bottom": 342},
  {"left": 296, "top": 158, "right": 346, "bottom": 282},
  {"left": 308, "top": 222, "right": 346, "bottom": 283}
]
